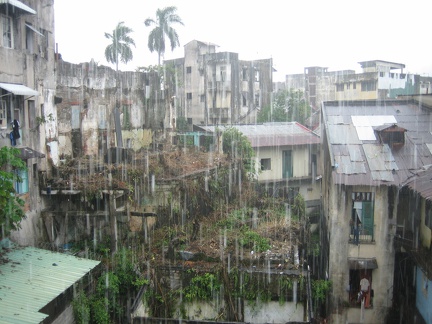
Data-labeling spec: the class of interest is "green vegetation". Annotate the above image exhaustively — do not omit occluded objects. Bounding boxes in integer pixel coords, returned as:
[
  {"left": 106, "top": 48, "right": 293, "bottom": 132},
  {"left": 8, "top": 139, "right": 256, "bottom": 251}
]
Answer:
[
  {"left": 0, "top": 147, "right": 26, "bottom": 238},
  {"left": 257, "top": 89, "right": 311, "bottom": 125},
  {"left": 221, "top": 127, "right": 255, "bottom": 176}
]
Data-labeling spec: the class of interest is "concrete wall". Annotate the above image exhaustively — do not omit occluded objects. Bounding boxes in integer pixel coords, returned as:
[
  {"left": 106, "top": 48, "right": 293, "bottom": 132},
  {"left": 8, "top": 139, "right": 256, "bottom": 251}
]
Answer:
[
  {"left": 54, "top": 60, "right": 164, "bottom": 163},
  {"left": 166, "top": 41, "right": 272, "bottom": 126},
  {"left": 325, "top": 183, "right": 395, "bottom": 323},
  {"left": 255, "top": 145, "right": 317, "bottom": 181},
  {"left": 2, "top": 0, "right": 56, "bottom": 245}
]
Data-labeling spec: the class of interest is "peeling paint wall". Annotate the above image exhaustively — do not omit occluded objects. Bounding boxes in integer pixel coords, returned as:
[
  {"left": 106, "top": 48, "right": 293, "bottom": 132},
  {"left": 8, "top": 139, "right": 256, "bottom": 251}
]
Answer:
[{"left": 55, "top": 60, "right": 165, "bottom": 163}]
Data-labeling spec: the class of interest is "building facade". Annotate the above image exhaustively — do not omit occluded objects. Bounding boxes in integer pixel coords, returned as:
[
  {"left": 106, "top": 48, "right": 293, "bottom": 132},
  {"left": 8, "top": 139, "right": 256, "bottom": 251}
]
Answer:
[
  {"left": 164, "top": 40, "right": 273, "bottom": 126},
  {"left": 321, "top": 99, "right": 432, "bottom": 323},
  {"left": 0, "top": 0, "right": 55, "bottom": 245},
  {"left": 286, "top": 60, "right": 432, "bottom": 110}
]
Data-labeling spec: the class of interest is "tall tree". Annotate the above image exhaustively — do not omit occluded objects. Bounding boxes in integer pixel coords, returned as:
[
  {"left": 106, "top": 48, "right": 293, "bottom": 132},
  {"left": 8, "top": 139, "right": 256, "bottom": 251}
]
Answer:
[
  {"left": 144, "top": 6, "right": 184, "bottom": 65},
  {"left": 104, "top": 21, "right": 136, "bottom": 72},
  {"left": 257, "top": 89, "right": 311, "bottom": 125},
  {"left": 0, "top": 147, "right": 26, "bottom": 238}
]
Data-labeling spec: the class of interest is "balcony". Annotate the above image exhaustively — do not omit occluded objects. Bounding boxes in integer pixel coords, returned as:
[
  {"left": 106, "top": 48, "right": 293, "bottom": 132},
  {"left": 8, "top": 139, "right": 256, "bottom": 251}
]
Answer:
[{"left": 349, "top": 224, "right": 375, "bottom": 244}]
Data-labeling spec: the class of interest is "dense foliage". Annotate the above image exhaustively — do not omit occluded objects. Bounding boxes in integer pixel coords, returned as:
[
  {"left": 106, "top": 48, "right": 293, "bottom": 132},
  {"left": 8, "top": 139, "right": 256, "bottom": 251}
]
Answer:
[
  {"left": 0, "top": 147, "right": 26, "bottom": 238},
  {"left": 257, "top": 89, "right": 311, "bottom": 125}
]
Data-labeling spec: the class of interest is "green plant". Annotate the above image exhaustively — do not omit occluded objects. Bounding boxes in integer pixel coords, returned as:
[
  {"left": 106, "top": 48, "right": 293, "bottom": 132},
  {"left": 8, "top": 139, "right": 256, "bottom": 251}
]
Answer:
[
  {"left": 183, "top": 272, "right": 221, "bottom": 302},
  {"left": 72, "top": 291, "right": 90, "bottom": 324},
  {"left": 0, "top": 146, "right": 26, "bottom": 238},
  {"left": 239, "top": 226, "right": 271, "bottom": 252},
  {"left": 35, "top": 113, "right": 54, "bottom": 127},
  {"left": 312, "top": 279, "right": 332, "bottom": 303}
]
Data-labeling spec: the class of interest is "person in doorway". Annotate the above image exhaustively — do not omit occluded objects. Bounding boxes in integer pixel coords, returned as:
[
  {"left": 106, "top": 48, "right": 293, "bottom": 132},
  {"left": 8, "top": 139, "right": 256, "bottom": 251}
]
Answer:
[{"left": 359, "top": 276, "right": 370, "bottom": 307}]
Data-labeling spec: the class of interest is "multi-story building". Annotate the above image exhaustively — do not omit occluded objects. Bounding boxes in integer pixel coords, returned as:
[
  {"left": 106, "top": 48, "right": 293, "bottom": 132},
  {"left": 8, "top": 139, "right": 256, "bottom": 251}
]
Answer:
[
  {"left": 321, "top": 98, "right": 432, "bottom": 323},
  {"left": 286, "top": 60, "right": 432, "bottom": 109},
  {"left": 164, "top": 40, "right": 273, "bottom": 126},
  {"left": 286, "top": 66, "right": 354, "bottom": 110},
  {"left": 0, "top": 0, "right": 55, "bottom": 245}
]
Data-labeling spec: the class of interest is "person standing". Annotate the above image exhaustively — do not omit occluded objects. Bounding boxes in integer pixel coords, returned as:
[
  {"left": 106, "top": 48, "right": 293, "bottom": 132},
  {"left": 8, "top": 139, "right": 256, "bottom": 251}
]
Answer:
[{"left": 360, "top": 276, "right": 370, "bottom": 307}]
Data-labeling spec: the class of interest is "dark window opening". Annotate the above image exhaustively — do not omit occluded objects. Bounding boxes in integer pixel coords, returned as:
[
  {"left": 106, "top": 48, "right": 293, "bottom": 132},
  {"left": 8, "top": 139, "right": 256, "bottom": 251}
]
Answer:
[
  {"left": 186, "top": 66, "right": 192, "bottom": 73},
  {"left": 361, "top": 81, "right": 376, "bottom": 92},
  {"left": 260, "top": 158, "right": 271, "bottom": 171},
  {"left": 187, "top": 93, "right": 192, "bottom": 100},
  {"left": 336, "top": 84, "right": 344, "bottom": 92}
]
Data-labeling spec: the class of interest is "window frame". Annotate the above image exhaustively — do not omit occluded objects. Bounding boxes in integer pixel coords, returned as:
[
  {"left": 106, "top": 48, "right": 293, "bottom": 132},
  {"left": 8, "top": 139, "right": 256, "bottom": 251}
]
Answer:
[
  {"left": 350, "top": 192, "right": 375, "bottom": 243},
  {"left": 260, "top": 158, "right": 271, "bottom": 171},
  {"left": 15, "top": 168, "right": 29, "bottom": 195},
  {"left": 0, "top": 99, "right": 7, "bottom": 129},
  {"left": 1, "top": 14, "right": 13, "bottom": 48}
]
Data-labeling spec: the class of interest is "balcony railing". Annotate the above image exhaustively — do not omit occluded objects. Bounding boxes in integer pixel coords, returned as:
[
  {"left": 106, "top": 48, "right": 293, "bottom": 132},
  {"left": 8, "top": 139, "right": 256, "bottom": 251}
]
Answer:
[{"left": 349, "top": 225, "right": 375, "bottom": 244}]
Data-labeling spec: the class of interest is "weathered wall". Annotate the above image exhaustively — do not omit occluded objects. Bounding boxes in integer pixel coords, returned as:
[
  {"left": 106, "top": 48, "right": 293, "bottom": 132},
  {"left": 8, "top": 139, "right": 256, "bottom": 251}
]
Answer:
[
  {"left": 54, "top": 60, "right": 165, "bottom": 164},
  {"left": 326, "top": 184, "right": 395, "bottom": 323}
]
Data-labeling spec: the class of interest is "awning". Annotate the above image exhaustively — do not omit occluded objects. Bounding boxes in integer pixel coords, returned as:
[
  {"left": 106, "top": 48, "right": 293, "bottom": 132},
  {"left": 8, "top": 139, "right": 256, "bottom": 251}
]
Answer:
[
  {"left": 25, "top": 23, "right": 44, "bottom": 37},
  {"left": 0, "top": 82, "right": 38, "bottom": 97},
  {"left": 348, "top": 257, "right": 378, "bottom": 270},
  {"left": 18, "top": 147, "right": 45, "bottom": 159},
  {"left": 0, "top": 0, "right": 36, "bottom": 14}
]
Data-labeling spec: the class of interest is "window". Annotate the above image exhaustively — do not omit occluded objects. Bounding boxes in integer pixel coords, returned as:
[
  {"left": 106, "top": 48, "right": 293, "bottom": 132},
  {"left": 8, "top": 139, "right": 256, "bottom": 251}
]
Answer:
[
  {"left": 353, "top": 82, "right": 357, "bottom": 90},
  {"left": 0, "top": 100, "right": 7, "bottom": 129},
  {"left": 2, "top": 15, "right": 13, "bottom": 48},
  {"left": 379, "top": 72, "right": 385, "bottom": 77},
  {"left": 186, "top": 66, "right": 192, "bottom": 73},
  {"left": 242, "top": 67, "right": 248, "bottom": 81},
  {"left": 242, "top": 94, "right": 247, "bottom": 106},
  {"left": 346, "top": 83, "right": 351, "bottom": 90},
  {"left": 336, "top": 84, "right": 344, "bottom": 92},
  {"left": 254, "top": 93, "right": 260, "bottom": 107},
  {"left": 361, "top": 81, "right": 376, "bottom": 92},
  {"left": 350, "top": 192, "right": 374, "bottom": 244},
  {"left": 200, "top": 95, "right": 205, "bottom": 103},
  {"left": 260, "top": 158, "right": 271, "bottom": 171},
  {"left": 15, "top": 168, "right": 29, "bottom": 195},
  {"left": 254, "top": 70, "right": 259, "bottom": 82},
  {"left": 220, "top": 66, "right": 226, "bottom": 82},
  {"left": 187, "top": 93, "right": 192, "bottom": 100}
]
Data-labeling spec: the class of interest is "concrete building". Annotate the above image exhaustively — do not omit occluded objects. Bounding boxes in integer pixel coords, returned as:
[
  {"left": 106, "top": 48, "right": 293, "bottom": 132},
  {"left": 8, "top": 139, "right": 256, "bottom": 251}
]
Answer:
[
  {"left": 286, "top": 60, "right": 432, "bottom": 110},
  {"left": 0, "top": 0, "right": 55, "bottom": 245},
  {"left": 286, "top": 67, "right": 354, "bottom": 110},
  {"left": 164, "top": 40, "right": 273, "bottom": 126},
  {"left": 321, "top": 99, "right": 432, "bottom": 323},
  {"left": 53, "top": 59, "right": 165, "bottom": 162},
  {"left": 196, "top": 122, "right": 322, "bottom": 210}
]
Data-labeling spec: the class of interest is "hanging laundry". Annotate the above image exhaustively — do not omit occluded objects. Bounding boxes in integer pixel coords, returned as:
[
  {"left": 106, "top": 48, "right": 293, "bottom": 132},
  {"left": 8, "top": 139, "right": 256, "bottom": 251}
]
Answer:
[{"left": 12, "top": 119, "right": 20, "bottom": 140}]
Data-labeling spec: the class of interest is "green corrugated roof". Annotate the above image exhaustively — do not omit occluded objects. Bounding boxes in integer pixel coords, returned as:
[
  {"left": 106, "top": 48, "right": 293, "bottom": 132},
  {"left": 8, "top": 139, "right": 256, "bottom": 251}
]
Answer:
[{"left": 0, "top": 246, "right": 100, "bottom": 323}]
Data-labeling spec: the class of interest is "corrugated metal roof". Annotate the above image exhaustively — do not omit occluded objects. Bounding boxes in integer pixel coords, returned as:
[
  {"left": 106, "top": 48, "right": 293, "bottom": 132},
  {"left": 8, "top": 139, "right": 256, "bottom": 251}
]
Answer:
[
  {"left": 0, "top": 246, "right": 100, "bottom": 323},
  {"left": 198, "top": 122, "right": 320, "bottom": 147},
  {"left": 406, "top": 167, "right": 432, "bottom": 201},
  {"left": 0, "top": 0, "right": 36, "bottom": 14},
  {"left": 323, "top": 100, "right": 432, "bottom": 186}
]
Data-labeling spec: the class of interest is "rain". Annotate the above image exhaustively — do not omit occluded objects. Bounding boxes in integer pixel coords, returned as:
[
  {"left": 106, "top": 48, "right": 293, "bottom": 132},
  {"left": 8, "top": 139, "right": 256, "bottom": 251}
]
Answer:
[{"left": 1, "top": 1, "right": 432, "bottom": 324}]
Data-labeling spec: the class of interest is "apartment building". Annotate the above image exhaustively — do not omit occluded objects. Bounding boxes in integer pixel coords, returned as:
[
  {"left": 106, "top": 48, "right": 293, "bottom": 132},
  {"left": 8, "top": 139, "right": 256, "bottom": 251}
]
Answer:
[
  {"left": 0, "top": 0, "right": 55, "bottom": 245},
  {"left": 321, "top": 99, "right": 432, "bottom": 323},
  {"left": 164, "top": 40, "right": 273, "bottom": 127},
  {"left": 286, "top": 60, "right": 432, "bottom": 109}
]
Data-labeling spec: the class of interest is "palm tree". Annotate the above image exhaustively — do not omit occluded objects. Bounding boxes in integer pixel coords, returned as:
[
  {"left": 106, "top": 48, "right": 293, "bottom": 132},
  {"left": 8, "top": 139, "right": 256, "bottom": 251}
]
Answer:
[
  {"left": 104, "top": 21, "right": 136, "bottom": 72},
  {"left": 144, "top": 6, "right": 184, "bottom": 65}
]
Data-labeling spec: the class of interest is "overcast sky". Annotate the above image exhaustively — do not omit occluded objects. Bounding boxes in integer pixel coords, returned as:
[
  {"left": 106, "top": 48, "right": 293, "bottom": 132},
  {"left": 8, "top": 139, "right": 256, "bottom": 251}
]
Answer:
[{"left": 54, "top": 0, "right": 432, "bottom": 82}]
